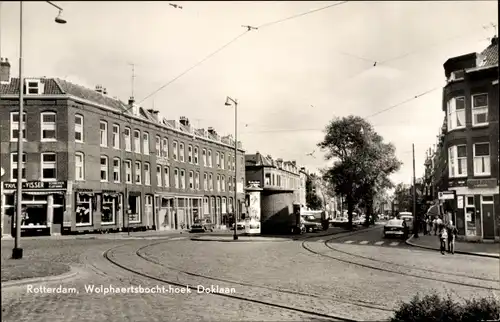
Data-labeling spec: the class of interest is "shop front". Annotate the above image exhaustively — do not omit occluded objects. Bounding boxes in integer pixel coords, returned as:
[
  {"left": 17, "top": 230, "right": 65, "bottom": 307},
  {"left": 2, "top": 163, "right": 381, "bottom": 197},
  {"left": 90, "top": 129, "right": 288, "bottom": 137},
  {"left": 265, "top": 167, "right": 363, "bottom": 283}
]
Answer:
[{"left": 2, "top": 181, "right": 67, "bottom": 236}]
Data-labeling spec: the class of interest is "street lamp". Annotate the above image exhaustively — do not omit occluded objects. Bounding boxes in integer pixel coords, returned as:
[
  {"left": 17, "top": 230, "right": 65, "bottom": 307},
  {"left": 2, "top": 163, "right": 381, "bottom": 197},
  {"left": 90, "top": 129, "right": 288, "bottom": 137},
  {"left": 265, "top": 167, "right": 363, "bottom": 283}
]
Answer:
[
  {"left": 12, "top": 1, "right": 66, "bottom": 260},
  {"left": 225, "top": 96, "right": 238, "bottom": 241}
]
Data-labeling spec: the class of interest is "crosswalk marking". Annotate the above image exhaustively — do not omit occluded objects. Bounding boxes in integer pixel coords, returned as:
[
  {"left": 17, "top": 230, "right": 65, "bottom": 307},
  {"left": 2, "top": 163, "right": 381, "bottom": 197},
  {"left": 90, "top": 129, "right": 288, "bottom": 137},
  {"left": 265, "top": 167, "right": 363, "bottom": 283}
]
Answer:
[
  {"left": 374, "top": 241, "right": 385, "bottom": 245},
  {"left": 389, "top": 242, "right": 399, "bottom": 246},
  {"left": 344, "top": 240, "right": 354, "bottom": 244},
  {"left": 359, "top": 241, "right": 369, "bottom": 245}
]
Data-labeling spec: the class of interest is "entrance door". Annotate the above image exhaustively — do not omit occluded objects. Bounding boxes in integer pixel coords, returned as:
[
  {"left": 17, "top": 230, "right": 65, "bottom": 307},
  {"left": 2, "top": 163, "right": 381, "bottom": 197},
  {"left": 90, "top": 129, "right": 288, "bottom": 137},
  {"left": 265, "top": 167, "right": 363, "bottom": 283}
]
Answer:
[
  {"left": 145, "top": 195, "right": 153, "bottom": 230},
  {"left": 482, "top": 196, "right": 495, "bottom": 239}
]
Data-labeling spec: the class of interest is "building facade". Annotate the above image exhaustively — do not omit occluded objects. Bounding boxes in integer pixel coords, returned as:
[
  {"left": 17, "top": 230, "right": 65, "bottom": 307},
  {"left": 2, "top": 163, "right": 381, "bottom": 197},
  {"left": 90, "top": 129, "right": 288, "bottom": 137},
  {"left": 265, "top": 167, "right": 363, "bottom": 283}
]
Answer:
[
  {"left": 430, "top": 37, "right": 499, "bottom": 241},
  {"left": 299, "top": 167, "right": 307, "bottom": 208},
  {"left": 0, "top": 66, "right": 245, "bottom": 236}
]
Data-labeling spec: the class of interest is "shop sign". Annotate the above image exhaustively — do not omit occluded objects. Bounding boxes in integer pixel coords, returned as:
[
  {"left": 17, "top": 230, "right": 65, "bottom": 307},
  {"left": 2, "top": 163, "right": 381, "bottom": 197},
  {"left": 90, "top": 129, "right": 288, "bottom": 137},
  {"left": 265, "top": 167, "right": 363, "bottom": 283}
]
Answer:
[
  {"left": 3, "top": 181, "right": 67, "bottom": 190},
  {"left": 467, "top": 178, "right": 497, "bottom": 189},
  {"left": 438, "top": 191, "right": 455, "bottom": 200},
  {"left": 448, "top": 178, "right": 467, "bottom": 187}
]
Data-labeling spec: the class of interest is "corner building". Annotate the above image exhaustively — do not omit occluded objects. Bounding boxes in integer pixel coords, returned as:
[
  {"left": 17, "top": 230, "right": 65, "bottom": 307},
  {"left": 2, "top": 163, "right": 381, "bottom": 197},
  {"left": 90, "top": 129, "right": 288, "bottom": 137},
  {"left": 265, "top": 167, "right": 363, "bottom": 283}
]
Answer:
[{"left": 0, "top": 68, "right": 245, "bottom": 236}]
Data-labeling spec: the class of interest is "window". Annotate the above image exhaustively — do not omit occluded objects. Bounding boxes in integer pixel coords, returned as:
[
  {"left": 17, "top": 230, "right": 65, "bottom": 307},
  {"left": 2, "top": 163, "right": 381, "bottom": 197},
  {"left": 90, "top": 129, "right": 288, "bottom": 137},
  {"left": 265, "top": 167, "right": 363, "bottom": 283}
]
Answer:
[
  {"left": 204, "top": 173, "right": 208, "bottom": 190},
  {"left": 221, "top": 175, "right": 226, "bottom": 192},
  {"left": 128, "top": 195, "right": 141, "bottom": 223},
  {"left": 124, "top": 127, "right": 132, "bottom": 151},
  {"left": 135, "top": 161, "right": 142, "bottom": 184},
  {"left": 188, "top": 145, "right": 193, "bottom": 163},
  {"left": 40, "top": 153, "right": 57, "bottom": 181},
  {"left": 156, "top": 165, "right": 162, "bottom": 187},
  {"left": 75, "top": 152, "right": 84, "bottom": 181},
  {"left": 112, "top": 124, "right": 120, "bottom": 149},
  {"left": 41, "top": 112, "right": 56, "bottom": 141},
  {"left": 180, "top": 169, "right": 186, "bottom": 189},
  {"left": 134, "top": 130, "right": 141, "bottom": 153},
  {"left": 473, "top": 143, "right": 490, "bottom": 176},
  {"left": 162, "top": 138, "right": 169, "bottom": 158},
  {"left": 10, "top": 153, "right": 26, "bottom": 181},
  {"left": 10, "top": 112, "right": 26, "bottom": 141},
  {"left": 174, "top": 168, "right": 179, "bottom": 188},
  {"left": 144, "top": 163, "right": 151, "bottom": 185},
  {"left": 156, "top": 136, "right": 161, "bottom": 157},
  {"left": 100, "top": 156, "right": 108, "bottom": 182},
  {"left": 472, "top": 93, "right": 488, "bottom": 126},
  {"left": 216, "top": 174, "right": 221, "bottom": 192},
  {"left": 203, "top": 197, "right": 209, "bottom": 215},
  {"left": 209, "top": 173, "right": 213, "bottom": 191},
  {"left": 76, "top": 193, "right": 92, "bottom": 226},
  {"left": 101, "top": 195, "right": 115, "bottom": 225},
  {"left": 222, "top": 197, "right": 227, "bottom": 214},
  {"left": 482, "top": 195, "right": 494, "bottom": 204},
  {"left": 113, "top": 158, "right": 120, "bottom": 182},
  {"left": 75, "top": 114, "right": 83, "bottom": 142},
  {"left": 164, "top": 167, "right": 170, "bottom": 187},
  {"left": 173, "top": 141, "right": 178, "bottom": 160},
  {"left": 202, "top": 149, "right": 207, "bottom": 166},
  {"left": 194, "top": 147, "right": 199, "bottom": 165},
  {"left": 446, "top": 97, "right": 465, "bottom": 131},
  {"left": 195, "top": 172, "right": 200, "bottom": 190},
  {"left": 228, "top": 176, "right": 232, "bottom": 191},
  {"left": 265, "top": 173, "right": 271, "bottom": 185},
  {"left": 124, "top": 160, "right": 132, "bottom": 184},
  {"left": 216, "top": 152, "right": 220, "bottom": 168},
  {"left": 179, "top": 143, "right": 185, "bottom": 162},
  {"left": 221, "top": 153, "right": 225, "bottom": 170},
  {"left": 208, "top": 150, "right": 212, "bottom": 167},
  {"left": 100, "top": 121, "right": 108, "bottom": 147},
  {"left": 143, "top": 132, "right": 150, "bottom": 155},
  {"left": 189, "top": 171, "right": 194, "bottom": 189}
]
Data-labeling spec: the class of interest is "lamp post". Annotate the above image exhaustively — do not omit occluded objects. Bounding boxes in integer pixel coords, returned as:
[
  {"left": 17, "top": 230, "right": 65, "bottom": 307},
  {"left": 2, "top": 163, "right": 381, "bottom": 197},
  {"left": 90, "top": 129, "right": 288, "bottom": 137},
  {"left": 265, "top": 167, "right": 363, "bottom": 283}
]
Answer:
[
  {"left": 225, "top": 96, "right": 238, "bottom": 241},
  {"left": 12, "top": 1, "right": 66, "bottom": 260}
]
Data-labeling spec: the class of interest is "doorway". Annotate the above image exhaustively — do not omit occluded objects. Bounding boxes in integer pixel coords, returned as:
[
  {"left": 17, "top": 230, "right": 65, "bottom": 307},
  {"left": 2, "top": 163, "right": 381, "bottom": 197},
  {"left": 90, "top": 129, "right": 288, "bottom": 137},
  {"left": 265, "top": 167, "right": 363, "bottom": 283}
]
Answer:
[{"left": 481, "top": 196, "right": 495, "bottom": 240}]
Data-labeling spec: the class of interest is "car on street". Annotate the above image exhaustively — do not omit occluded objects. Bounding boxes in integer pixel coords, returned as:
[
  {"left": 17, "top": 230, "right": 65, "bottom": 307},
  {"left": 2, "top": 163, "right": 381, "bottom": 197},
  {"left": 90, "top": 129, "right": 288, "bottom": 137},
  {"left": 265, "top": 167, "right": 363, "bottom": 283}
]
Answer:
[
  {"left": 399, "top": 212, "right": 414, "bottom": 232},
  {"left": 190, "top": 218, "right": 215, "bottom": 233},
  {"left": 301, "top": 215, "right": 322, "bottom": 232},
  {"left": 383, "top": 218, "right": 408, "bottom": 239}
]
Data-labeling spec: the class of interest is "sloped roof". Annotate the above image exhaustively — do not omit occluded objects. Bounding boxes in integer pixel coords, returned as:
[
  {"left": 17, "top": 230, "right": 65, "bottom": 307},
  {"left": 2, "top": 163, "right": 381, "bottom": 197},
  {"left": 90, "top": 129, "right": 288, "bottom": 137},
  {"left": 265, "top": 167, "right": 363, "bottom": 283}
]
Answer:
[
  {"left": 0, "top": 77, "right": 63, "bottom": 95},
  {"left": 479, "top": 37, "right": 498, "bottom": 66},
  {"left": 245, "top": 153, "right": 273, "bottom": 167}
]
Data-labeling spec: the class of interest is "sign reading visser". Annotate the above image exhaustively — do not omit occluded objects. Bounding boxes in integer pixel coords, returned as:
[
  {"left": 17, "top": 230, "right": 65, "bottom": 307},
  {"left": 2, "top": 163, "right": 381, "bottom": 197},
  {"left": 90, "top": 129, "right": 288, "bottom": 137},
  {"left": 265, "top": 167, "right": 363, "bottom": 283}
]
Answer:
[{"left": 3, "top": 181, "right": 67, "bottom": 190}]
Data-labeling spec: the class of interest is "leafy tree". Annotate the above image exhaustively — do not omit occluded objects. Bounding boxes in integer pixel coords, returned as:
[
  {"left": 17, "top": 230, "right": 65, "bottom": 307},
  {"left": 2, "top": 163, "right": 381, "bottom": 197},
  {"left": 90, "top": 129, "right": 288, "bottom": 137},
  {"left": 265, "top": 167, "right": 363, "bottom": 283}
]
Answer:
[
  {"left": 318, "top": 115, "right": 401, "bottom": 229},
  {"left": 306, "top": 174, "right": 323, "bottom": 210}
]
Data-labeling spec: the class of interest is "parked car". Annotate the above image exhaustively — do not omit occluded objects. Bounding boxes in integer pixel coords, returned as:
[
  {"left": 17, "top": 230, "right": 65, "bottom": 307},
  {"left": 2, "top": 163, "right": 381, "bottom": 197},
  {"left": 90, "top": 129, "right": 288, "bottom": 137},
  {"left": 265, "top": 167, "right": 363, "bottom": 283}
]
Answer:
[
  {"left": 399, "top": 212, "right": 414, "bottom": 233},
  {"left": 190, "top": 218, "right": 215, "bottom": 233},
  {"left": 232, "top": 221, "right": 246, "bottom": 230},
  {"left": 301, "top": 215, "right": 322, "bottom": 232},
  {"left": 383, "top": 218, "right": 408, "bottom": 239}
]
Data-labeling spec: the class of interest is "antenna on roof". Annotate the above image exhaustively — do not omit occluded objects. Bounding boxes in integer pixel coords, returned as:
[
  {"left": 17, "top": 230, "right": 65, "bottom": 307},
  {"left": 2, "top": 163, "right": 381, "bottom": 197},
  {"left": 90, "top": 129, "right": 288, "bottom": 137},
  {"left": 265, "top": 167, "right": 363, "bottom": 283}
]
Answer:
[{"left": 127, "top": 62, "right": 135, "bottom": 99}]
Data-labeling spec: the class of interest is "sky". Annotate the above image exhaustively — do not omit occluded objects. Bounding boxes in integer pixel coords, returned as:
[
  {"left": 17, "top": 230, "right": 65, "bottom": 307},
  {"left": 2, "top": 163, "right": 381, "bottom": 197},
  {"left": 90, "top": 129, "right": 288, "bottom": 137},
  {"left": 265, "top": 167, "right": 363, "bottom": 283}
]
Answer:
[{"left": 0, "top": 1, "right": 497, "bottom": 188}]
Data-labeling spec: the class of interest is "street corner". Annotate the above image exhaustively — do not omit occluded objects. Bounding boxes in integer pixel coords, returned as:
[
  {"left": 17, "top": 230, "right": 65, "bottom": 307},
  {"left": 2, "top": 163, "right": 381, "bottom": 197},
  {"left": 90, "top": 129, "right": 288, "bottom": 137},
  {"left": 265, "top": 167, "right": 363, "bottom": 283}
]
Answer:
[{"left": 1, "top": 264, "right": 83, "bottom": 290}]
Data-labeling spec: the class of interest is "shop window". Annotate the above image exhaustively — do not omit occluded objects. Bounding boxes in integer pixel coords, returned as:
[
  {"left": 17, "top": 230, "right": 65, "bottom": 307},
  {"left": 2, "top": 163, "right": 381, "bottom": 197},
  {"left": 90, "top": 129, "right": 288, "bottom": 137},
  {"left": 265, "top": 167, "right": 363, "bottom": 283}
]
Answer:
[
  {"left": 76, "top": 193, "right": 93, "bottom": 226},
  {"left": 21, "top": 203, "right": 48, "bottom": 227},
  {"left": 128, "top": 195, "right": 141, "bottom": 223},
  {"left": 41, "top": 153, "right": 57, "bottom": 181},
  {"left": 101, "top": 195, "right": 116, "bottom": 225},
  {"left": 465, "top": 195, "right": 476, "bottom": 236}
]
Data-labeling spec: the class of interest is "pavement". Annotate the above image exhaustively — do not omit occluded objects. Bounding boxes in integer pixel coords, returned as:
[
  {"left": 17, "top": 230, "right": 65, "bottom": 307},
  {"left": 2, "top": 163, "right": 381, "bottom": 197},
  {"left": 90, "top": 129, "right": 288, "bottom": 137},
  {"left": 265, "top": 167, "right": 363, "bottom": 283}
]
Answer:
[
  {"left": 2, "top": 226, "right": 498, "bottom": 322},
  {"left": 405, "top": 234, "right": 499, "bottom": 258}
]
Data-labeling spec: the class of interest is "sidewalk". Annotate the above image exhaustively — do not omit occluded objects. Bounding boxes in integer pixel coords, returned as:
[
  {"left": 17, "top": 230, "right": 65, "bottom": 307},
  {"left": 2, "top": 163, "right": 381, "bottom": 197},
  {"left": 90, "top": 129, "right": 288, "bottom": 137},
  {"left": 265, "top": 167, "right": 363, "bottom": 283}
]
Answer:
[{"left": 406, "top": 234, "right": 499, "bottom": 258}]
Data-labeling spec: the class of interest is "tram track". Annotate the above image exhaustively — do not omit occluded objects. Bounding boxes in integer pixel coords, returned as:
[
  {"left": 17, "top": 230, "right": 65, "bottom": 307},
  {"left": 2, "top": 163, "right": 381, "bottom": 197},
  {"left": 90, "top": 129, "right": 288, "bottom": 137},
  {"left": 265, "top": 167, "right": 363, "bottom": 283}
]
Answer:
[
  {"left": 300, "top": 233, "right": 499, "bottom": 291},
  {"left": 102, "top": 230, "right": 394, "bottom": 322}
]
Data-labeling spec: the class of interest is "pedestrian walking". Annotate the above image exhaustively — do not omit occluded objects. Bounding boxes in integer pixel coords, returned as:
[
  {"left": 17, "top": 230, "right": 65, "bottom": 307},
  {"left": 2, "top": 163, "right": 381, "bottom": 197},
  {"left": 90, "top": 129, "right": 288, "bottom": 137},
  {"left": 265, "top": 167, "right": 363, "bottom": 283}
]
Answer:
[
  {"left": 438, "top": 223, "right": 448, "bottom": 255},
  {"left": 447, "top": 221, "right": 458, "bottom": 254}
]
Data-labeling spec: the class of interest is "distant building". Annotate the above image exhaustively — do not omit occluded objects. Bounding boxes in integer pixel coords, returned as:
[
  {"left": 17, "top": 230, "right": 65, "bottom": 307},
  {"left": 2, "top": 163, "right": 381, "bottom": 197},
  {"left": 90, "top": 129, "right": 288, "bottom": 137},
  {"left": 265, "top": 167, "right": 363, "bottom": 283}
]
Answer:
[
  {"left": 426, "top": 36, "right": 499, "bottom": 241},
  {"left": 0, "top": 64, "right": 245, "bottom": 236}
]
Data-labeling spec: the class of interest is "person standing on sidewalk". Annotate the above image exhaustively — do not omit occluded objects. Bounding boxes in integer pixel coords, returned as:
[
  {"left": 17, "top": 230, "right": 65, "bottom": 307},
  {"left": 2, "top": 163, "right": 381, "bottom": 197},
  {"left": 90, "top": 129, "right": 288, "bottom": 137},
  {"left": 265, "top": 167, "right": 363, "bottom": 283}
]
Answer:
[
  {"left": 447, "top": 221, "right": 458, "bottom": 254},
  {"left": 438, "top": 223, "right": 448, "bottom": 255}
]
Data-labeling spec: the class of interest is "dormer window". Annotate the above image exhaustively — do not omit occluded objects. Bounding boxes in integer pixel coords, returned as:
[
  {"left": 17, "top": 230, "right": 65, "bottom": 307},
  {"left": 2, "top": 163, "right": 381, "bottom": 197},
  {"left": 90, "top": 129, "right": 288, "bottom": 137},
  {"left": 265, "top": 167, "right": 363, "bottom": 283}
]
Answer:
[
  {"left": 449, "top": 70, "right": 464, "bottom": 81},
  {"left": 25, "top": 79, "right": 43, "bottom": 95}
]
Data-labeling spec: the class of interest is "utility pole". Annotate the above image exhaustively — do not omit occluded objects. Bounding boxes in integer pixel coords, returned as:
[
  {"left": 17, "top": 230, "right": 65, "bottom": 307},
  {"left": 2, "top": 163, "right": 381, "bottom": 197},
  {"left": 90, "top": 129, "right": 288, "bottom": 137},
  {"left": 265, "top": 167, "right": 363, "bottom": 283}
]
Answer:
[
  {"left": 128, "top": 62, "right": 135, "bottom": 99},
  {"left": 412, "top": 143, "right": 418, "bottom": 238}
]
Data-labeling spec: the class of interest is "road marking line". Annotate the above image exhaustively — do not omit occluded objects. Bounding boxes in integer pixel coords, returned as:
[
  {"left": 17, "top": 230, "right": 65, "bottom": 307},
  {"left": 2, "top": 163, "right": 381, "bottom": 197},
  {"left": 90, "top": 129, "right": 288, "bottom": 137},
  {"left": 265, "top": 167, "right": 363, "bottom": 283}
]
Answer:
[
  {"left": 374, "top": 241, "right": 384, "bottom": 245},
  {"left": 316, "top": 239, "right": 325, "bottom": 243},
  {"left": 344, "top": 240, "right": 354, "bottom": 244},
  {"left": 389, "top": 242, "right": 399, "bottom": 246},
  {"left": 359, "top": 241, "right": 369, "bottom": 245}
]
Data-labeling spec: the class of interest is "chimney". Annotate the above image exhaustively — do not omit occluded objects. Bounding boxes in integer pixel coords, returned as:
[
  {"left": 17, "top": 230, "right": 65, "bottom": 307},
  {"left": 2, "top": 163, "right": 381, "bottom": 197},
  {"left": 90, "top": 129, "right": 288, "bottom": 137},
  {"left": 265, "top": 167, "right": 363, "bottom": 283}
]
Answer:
[
  {"left": 95, "top": 85, "right": 103, "bottom": 93},
  {"left": 207, "top": 127, "right": 216, "bottom": 135},
  {"left": 0, "top": 58, "right": 11, "bottom": 83},
  {"left": 147, "top": 109, "right": 160, "bottom": 122},
  {"left": 128, "top": 96, "right": 135, "bottom": 106},
  {"left": 179, "top": 116, "right": 190, "bottom": 127},
  {"left": 492, "top": 36, "right": 498, "bottom": 46},
  {"left": 103, "top": 88, "right": 107, "bottom": 95},
  {"left": 291, "top": 161, "right": 297, "bottom": 166}
]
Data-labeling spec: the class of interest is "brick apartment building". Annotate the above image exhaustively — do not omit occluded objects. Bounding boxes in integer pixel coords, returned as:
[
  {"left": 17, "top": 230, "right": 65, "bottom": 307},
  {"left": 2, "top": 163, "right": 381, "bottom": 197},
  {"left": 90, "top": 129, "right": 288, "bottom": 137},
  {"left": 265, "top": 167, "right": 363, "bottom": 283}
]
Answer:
[
  {"left": 427, "top": 36, "right": 499, "bottom": 241},
  {"left": 0, "top": 58, "right": 245, "bottom": 236}
]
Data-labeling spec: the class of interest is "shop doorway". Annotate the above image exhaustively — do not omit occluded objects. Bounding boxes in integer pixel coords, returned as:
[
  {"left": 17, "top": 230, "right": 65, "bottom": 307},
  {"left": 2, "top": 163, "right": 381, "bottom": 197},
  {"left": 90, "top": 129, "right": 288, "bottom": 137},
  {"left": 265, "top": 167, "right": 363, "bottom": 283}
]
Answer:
[{"left": 482, "top": 196, "right": 495, "bottom": 240}]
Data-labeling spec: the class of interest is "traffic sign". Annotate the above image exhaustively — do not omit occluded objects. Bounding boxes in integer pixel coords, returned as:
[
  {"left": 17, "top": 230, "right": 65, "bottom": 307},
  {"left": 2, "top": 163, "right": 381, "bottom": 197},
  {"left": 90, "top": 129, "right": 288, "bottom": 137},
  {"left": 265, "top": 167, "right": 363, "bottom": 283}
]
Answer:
[{"left": 438, "top": 191, "right": 455, "bottom": 200}]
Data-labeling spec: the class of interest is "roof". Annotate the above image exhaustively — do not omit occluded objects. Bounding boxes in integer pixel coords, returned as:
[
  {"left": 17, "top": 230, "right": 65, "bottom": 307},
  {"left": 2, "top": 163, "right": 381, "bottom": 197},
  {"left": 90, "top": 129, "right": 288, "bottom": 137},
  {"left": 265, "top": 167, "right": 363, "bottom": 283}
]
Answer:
[
  {"left": 245, "top": 154, "right": 273, "bottom": 167},
  {"left": 478, "top": 37, "right": 498, "bottom": 67},
  {"left": 0, "top": 77, "right": 63, "bottom": 95}
]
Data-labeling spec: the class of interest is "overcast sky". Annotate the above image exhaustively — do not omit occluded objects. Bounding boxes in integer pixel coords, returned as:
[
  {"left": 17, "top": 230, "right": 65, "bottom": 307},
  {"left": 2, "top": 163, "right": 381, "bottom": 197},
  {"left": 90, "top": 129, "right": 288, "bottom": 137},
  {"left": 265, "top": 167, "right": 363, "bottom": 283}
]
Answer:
[{"left": 0, "top": 1, "right": 497, "bottom": 188}]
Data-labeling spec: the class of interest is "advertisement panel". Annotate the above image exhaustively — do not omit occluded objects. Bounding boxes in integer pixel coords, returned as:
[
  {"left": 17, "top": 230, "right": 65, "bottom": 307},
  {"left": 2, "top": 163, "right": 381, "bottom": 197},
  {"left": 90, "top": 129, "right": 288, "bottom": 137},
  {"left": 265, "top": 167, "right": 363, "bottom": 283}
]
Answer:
[{"left": 245, "top": 191, "right": 261, "bottom": 234}]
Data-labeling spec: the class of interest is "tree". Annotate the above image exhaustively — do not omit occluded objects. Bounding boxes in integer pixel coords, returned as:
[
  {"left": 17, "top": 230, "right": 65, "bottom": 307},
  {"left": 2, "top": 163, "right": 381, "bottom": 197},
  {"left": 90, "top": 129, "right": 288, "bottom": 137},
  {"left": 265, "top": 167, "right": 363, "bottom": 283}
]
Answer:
[
  {"left": 318, "top": 115, "right": 401, "bottom": 229},
  {"left": 306, "top": 174, "right": 323, "bottom": 210}
]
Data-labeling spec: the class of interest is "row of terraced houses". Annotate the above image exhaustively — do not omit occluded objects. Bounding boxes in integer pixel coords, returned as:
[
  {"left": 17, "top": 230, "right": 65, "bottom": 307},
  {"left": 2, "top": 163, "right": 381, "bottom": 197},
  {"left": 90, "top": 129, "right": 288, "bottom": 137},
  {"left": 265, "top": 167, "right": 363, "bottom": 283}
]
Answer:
[{"left": 0, "top": 58, "right": 310, "bottom": 236}]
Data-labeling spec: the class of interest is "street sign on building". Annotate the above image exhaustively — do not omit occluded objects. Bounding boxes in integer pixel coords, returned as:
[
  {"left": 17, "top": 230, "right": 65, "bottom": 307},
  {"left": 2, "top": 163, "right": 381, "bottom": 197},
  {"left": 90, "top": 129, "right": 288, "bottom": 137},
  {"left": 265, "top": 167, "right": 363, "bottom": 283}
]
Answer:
[{"left": 438, "top": 191, "right": 455, "bottom": 200}]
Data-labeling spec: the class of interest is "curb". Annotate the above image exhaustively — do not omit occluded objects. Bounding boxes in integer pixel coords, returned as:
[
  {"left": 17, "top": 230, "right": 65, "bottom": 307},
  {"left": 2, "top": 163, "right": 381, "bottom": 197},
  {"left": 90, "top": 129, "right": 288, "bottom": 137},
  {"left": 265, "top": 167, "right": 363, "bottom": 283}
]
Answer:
[
  {"left": 405, "top": 236, "right": 499, "bottom": 259},
  {"left": 190, "top": 237, "right": 291, "bottom": 243},
  {"left": 1, "top": 265, "right": 80, "bottom": 289}
]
